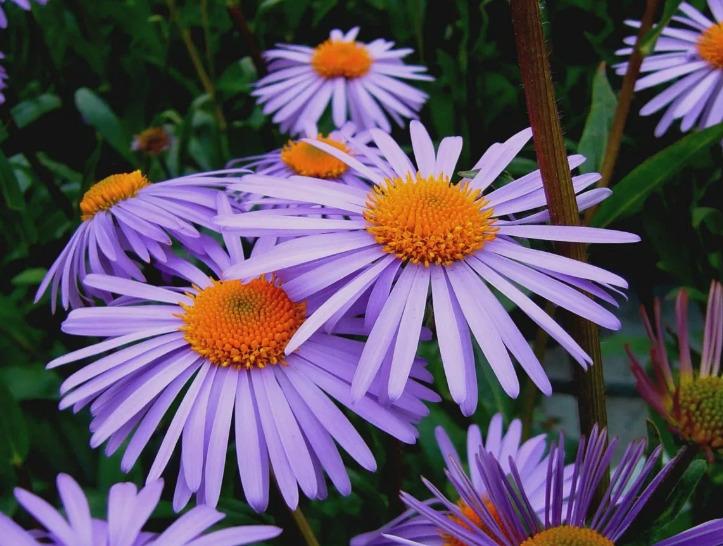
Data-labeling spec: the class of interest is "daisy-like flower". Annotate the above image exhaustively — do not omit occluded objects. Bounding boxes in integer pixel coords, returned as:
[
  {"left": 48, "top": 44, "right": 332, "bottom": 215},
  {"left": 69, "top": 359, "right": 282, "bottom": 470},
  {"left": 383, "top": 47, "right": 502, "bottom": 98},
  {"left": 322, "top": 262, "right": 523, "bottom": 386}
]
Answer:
[
  {"left": 391, "top": 427, "right": 723, "bottom": 546},
  {"left": 48, "top": 207, "right": 438, "bottom": 512},
  {"left": 253, "top": 27, "right": 431, "bottom": 134},
  {"left": 615, "top": 1, "right": 723, "bottom": 136},
  {"left": 35, "top": 169, "right": 240, "bottom": 311},
  {"left": 0, "top": 0, "right": 47, "bottom": 28},
  {"left": 0, "top": 473, "right": 281, "bottom": 546},
  {"left": 352, "top": 413, "right": 570, "bottom": 546},
  {"left": 628, "top": 280, "right": 723, "bottom": 460},
  {"left": 216, "top": 121, "right": 638, "bottom": 414}
]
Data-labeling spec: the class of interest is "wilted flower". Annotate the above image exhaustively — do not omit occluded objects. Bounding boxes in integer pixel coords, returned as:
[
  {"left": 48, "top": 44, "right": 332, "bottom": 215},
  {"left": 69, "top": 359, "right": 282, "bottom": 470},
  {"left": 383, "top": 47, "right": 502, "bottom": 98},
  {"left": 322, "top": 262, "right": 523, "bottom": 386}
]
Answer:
[
  {"left": 629, "top": 280, "right": 723, "bottom": 460},
  {"left": 616, "top": 1, "right": 723, "bottom": 136},
  {"left": 352, "top": 413, "right": 570, "bottom": 546},
  {"left": 48, "top": 208, "right": 438, "bottom": 512},
  {"left": 216, "top": 121, "right": 638, "bottom": 414},
  {"left": 253, "top": 27, "right": 431, "bottom": 134},
  {"left": 131, "top": 126, "right": 172, "bottom": 156},
  {"left": 0, "top": 0, "right": 48, "bottom": 28},
  {"left": 0, "top": 473, "right": 281, "bottom": 546}
]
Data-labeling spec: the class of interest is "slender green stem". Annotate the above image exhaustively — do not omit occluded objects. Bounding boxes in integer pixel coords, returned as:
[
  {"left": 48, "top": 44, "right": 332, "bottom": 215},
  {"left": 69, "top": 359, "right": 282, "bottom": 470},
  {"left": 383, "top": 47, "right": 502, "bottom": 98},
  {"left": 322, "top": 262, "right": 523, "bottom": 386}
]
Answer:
[
  {"left": 509, "top": 0, "right": 608, "bottom": 437},
  {"left": 200, "top": 0, "right": 215, "bottom": 79},
  {"left": 227, "top": 2, "right": 266, "bottom": 76},
  {"left": 290, "top": 506, "right": 321, "bottom": 546}
]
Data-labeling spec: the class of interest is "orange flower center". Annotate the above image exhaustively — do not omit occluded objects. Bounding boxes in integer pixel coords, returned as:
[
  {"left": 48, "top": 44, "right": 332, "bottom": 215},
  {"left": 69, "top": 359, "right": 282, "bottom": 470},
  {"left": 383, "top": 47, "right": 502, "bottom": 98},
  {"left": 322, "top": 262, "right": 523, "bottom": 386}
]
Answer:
[
  {"left": 675, "top": 376, "right": 723, "bottom": 451},
  {"left": 80, "top": 171, "right": 150, "bottom": 221},
  {"left": 520, "top": 526, "right": 614, "bottom": 546},
  {"left": 698, "top": 22, "right": 723, "bottom": 69},
  {"left": 363, "top": 173, "right": 497, "bottom": 266},
  {"left": 280, "top": 135, "right": 350, "bottom": 179},
  {"left": 441, "top": 499, "right": 506, "bottom": 546},
  {"left": 311, "top": 40, "right": 372, "bottom": 79},
  {"left": 180, "top": 278, "right": 306, "bottom": 369}
]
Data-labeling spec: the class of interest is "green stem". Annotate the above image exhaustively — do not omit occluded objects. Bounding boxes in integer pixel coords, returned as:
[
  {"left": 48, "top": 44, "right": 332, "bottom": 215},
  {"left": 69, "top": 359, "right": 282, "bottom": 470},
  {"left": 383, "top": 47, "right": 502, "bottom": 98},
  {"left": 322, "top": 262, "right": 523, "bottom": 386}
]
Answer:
[
  {"left": 227, "top": 2, "right": 266, "bottom": 76},
  {"left": 290, "top": 506, "right": 320, "bottom": 546}
]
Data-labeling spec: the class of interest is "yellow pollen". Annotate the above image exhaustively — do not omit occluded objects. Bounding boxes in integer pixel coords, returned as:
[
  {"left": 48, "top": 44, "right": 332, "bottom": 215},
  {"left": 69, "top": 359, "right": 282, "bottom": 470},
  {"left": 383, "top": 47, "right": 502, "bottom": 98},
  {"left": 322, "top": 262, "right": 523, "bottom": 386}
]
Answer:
[
  {"left": 180, "top": 278, "right": 306, "bottom": 369},
  {"left": 363, "top": 173, "right": 498, "bottom": 266},
  {"left": 520, "top": 526, "right": 614, "bottom": 546},
  {"left": 698, "top": 22, "right": 723, "bottom": 69},
  {"left": 441, "top": 499, "right": 506, "bottom": 546},
  {"left": 311, "top": 40, "right": 372, "bottom": 79},
  {"left": 280, "top": 135, "right": 350, "bottom": 178},
  {"left": 80, "top": 171, "right": 150, "bottom": 221},
  {"left": 675, "top": 376, "right": 723, "bottom": 451}
]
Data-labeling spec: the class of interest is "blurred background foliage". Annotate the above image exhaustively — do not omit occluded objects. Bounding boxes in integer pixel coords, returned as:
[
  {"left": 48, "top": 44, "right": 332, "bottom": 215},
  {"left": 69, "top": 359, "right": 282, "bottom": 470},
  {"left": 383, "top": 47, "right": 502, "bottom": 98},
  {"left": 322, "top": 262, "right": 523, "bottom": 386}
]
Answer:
[{"left": 0, "top": 0, "right": 721, "bottom": 543}]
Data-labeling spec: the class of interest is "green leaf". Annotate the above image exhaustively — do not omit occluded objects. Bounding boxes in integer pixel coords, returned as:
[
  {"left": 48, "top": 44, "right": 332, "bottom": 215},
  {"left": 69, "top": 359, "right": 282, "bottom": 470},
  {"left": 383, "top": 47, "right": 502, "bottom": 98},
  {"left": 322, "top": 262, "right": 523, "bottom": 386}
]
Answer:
[
  {"left": 652, "top": 459, "right": 707, "bottom": 533},
  {"left": 578, "top": 63, "right": 616, "bottom": 173},
  {"left": 74, "top": 88, "right": 134, "bottom": 162},
  {"left": 11, "top": 93, "right": 62, "bottom": 129},
  {"left": 640, "top": 0, "right": 685, "bottom": 56},
  {"left": 11, "top": 268, "right": 47, "bottom": 286},
  {"left": 0, "top": 149, "right": 24, "bottom": 211},
  {"left": 0, "top": 383, "right": 29, "bottom": 467},
  {"left": 592, "top": 122, "right": 723, "bottom": 228},
  {"left": 0, "top": 366, "right": 60, "bottom": 401},
  {"left": 692, "top": 206, "right": 723, "bottom": 234}
]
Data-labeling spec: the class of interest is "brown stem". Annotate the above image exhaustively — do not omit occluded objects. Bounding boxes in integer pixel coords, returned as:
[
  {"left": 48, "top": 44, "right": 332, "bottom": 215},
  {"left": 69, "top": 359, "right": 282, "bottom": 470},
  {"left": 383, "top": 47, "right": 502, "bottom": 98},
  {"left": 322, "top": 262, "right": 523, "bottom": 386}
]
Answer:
[
  {"left": 509, "top": 0, "right": 607, "bottom": 436},
  {"left": 290, "top": 506, "right": 321, "bottom": 546},
  {"left": 227, "top": 2, "right": 267, "bottom": 76},
  {"left": 585, "top": 0, "right": 661, "bottom": 223}
]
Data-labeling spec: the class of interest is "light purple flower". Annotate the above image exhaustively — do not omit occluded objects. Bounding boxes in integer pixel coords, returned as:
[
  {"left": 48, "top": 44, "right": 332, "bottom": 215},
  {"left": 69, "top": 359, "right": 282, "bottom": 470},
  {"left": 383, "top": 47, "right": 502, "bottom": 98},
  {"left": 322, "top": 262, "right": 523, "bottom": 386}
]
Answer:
[
  {"left": 0, "top": 473, "right": 281, "bottom": 546},
  {"left": 253, "top": 27, "right": 431, "bottom": 134},
  {"left": 0, "top": 0, "right": 47, "bottom": 28},
  {"left": 390, "top": 427, "right": 723, "bottom": 546},
  {"left": 615, "top": 1, "right": 723, "bottom": 136},
  {"left": 216, "top": 121, "right": 639, "bottom": 414},
  {"left": 352, "top": 413, "right": 570, "bottom": 546},
  {"left": 35, "top": 169, "right": 241, "bottom": 312},
  {"left": 48, "top": 211, "right": 438, "bottom": 513}
]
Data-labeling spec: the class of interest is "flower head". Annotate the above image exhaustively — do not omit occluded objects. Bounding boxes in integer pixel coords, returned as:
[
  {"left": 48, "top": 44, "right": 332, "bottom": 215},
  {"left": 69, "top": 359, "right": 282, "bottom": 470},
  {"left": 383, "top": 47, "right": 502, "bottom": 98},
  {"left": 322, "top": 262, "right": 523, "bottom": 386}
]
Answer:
[
  {"left": 352, "top": 414, "right": 569, "bottom": 546},
  {"left": 35, "top": 169, "right": 240, "bottom": 311},
  {"left": 615, "top": 1, "right": 723, "bottom": 136},
  {"left": 253, "top": 27, "right": 431, "bottom": 134},
  {"left": 216, "top": 121, "right": 638, "bottom": 414},
  {"left": 0, "top": 473, "right": 281, "bottom": 546},
  {"left": 48, "top": 211, "right": 438, "bottom": 512},
  {"left": 628, "top": 280, "right": 723, "bottom": 460},
  {"left": 131, "top": 126, "right": 172, "bottom": 156}
]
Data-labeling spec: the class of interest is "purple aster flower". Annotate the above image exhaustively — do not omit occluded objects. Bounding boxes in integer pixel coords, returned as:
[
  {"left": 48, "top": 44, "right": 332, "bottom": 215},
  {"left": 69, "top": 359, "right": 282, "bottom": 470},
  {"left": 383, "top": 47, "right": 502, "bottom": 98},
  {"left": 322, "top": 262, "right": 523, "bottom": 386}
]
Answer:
[
  {"left": 216, "top": 121, "right": 639, "bottom": 414},
  {"left": 48, "top": 207, "right": 438, "bottom": 513},
  {"left": 35, "top": 169, "right": 241, "bottom": 312},
  {"left": 615, "top": 1, "right": 723, "bottom": 136},
  {"left": 391, "top": 427, "right": 723, "bottom": 546},
  {"left": 0, "top": 0, "right": 47, "bottom": 28},
  {"left": 253, "top": 27, "right": 431, "bottom": 134},
  {"left": 352, "top": 413, "right": 570, "bottom": 546},
  {"left": 0, "top": 473, "right": 281, "bottom": 546}
]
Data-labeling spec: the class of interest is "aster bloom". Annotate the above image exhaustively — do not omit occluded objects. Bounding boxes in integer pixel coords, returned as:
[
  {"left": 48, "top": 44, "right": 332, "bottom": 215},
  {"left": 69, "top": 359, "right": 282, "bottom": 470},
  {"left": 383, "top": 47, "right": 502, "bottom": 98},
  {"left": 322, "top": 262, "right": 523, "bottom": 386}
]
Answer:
[
  {"left": 216, "top": 121, "right": 638, "bottom": 414},
  {"left": 35, "top": 169, "right": 241, "bottom": 311},
  {"left": 0, "top": 0, "right": 47, "bottom": 28},
  {"left": 615, "top": 1, "right": 723, "bottom": 136},
  {"left": 0, "top": 473, "right": 281, "bottom": 546},
  {"left": 628, "top": 281, "right": 723, "bottom": 460},
  {"left": 253, "top": 27, "right": 431, "bottom": 134},
  {"left": 48, "top": 215, "right": 438, "bottom": 512},
  {"left": 352, "top": 414, "right": 569, "bottom": 546},
  {"left": 391, "top": 427, "right": 723, "bottom": 546},
  {"left": 132, "top": 126, "right": 172, "bottom": 156}
]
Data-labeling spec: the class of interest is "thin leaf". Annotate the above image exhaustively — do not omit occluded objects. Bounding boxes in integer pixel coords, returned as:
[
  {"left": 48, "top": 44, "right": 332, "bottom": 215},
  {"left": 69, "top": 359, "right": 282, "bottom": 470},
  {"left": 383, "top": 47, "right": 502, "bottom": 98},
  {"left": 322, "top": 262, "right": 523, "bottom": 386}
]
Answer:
[
  {"left": 578, "top": 63, "right": 616, "bottom": 173},
  {"left": 74, "top": 87, "right": 134, "bottom": 162},
  {"left": 0, "top": 149, "right": 24, "bottom": 211},
  {"left": 11, "top": 93, "right": 62, "bottom": 129},
  {"left": 639, "top": 0, "right": 685, "bottom": 56},
  {"left": 0, "top": 384, "right": 29, "bottom": 467}
]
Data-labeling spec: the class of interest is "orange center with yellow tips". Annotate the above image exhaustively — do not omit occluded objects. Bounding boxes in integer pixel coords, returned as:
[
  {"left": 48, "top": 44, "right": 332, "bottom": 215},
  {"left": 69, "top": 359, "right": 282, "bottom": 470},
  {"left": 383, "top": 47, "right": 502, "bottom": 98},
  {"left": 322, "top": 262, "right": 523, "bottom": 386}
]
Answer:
[
  {"left": 281, "top": 135, "right": 350, "bottom": 179},
  {"left": 363, "top": 173, "right": 498, "bottom": 266},
  {"left": 80, "top": 171, "right": 150, "bottom": 221},
  {"left": 520, "top": 526, "right": 614, "bottom": 546},
  {"left": 441, "top": 499, "right": 506, "bottom": 546},
  {"left": 311, "top": 40, "right": 372, "bottom": 79},
  {"left": 180, "top": 278, "right": 306, "bottom": 369},
  {"left": 698, "top": 22, "right": 723, "bottom": 69}
]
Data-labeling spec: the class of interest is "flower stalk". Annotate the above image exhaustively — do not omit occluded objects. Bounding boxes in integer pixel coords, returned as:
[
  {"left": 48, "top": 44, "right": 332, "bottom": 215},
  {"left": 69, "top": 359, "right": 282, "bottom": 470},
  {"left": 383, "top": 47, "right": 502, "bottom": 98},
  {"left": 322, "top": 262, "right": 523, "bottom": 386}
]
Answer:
[
  {"left": 509, "top": 0, "right": 608, "bottom": 435},
  {"left": 291, "top": 506, "right": 321, "bottom": 546}
]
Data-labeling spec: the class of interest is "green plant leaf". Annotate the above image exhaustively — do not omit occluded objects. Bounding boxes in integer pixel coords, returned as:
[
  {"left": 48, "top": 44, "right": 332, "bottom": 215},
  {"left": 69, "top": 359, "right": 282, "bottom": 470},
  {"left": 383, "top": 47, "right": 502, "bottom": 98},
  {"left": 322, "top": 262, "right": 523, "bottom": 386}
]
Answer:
[
  {"left": 592, "top": 122, "right": 723, "bottom": 227},
  {"left": 0, "top": 149, "right": 24, "bottom": 211},
  {"left": 640, "top": 0, "right": 685, "bottom": 56},
  {"left": 578, "top": 63, "right": 616, "bottom": 173},
  {"left": 0, "top": 383, "right": 29, "bottom": 467},
  {"left": 11, "top": 93, "right": 62, "bottom": 129},
  {"left": 74, "top": 87, "right": 134, "bottom": 162}
]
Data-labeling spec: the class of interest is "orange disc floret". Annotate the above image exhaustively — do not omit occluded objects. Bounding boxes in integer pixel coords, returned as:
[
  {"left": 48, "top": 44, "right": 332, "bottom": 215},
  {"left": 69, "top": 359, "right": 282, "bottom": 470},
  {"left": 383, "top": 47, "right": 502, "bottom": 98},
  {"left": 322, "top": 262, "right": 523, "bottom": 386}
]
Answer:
[
  {"left": 311, "top": 40, "right": 372, "bottom": 79},
  {"left": 441, "top": 499, "right": 507, "bottom": 546},
  {"left": 280, "top": 135, "right": 350, "bottom": 178},
  {"left": 80, "top": 170, "right": 150, "bottom": 221},
  {"left": 673, "top": 376, "right": 723, "bottom": 453},
  {"left": 180, "top": 277, "right": 306, "bottom": 369},
  {"left": 698, "top": 22, "right": 723, "bottom": 69},
  {"left": 364, "top": 173, "right": 497, "bottom": 266},
  {"left": 520, "top": 526, "right": 614, "bottom": 546}
]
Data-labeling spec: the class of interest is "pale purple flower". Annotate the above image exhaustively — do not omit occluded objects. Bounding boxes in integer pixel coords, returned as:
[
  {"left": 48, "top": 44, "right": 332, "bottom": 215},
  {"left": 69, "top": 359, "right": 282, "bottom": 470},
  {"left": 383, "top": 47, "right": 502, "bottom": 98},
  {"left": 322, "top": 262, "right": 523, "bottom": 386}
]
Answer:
[
  {"left": 352, "top": 413, "right": 570, "bottom": 546},
  {"left": 0, "top": 473, "right": 281, "bottom": 546},
  {"left": 615, "top": 1, "right": 723, "bottom": 136},
  {"left": 391, "top": 427, "right": 723, "bottom": 546},
  {"left": 0, "top": 0, "right": 47, "bottom": 28},
  {"left": 253, "top": 27, "right": 431, "bottom": 134},
  {"left": 48, "top": 208, "right": 438, "bottom": 513},
  {"left": 216, "top": 121, "right": 639, "bottom": 414},
  {"left": 35, "top": 169, "right": 242, "bottom": 312}
]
